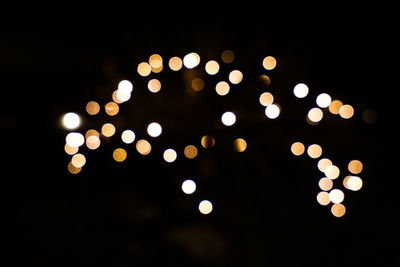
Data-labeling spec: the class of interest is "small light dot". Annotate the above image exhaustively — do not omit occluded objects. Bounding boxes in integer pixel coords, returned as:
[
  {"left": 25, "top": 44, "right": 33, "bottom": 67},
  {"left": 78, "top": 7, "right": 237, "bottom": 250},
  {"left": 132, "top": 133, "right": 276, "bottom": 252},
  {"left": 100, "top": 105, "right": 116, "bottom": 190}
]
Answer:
[
  {"left": 147, "top": 122, "right": 162, "bottom": 138},
  {"left": 168, "top": 56, "right": 183, "bottom": 71},
  {"left": 184, "top": 145, "right": 198, "bottom": 159},
  {"left": 137, "top": 62, "right": 152, "bottom": 77},
  {"left": 348, "top": 159, "right": 363, "bottom": 174},
  {"left": 105, "top": 102, "right": 119, "bottom": 116},
  {"left": 221, "top": 111, "right": 236, "bottom": 126},
  {"left": 201, "top": 135, "right": 215, "bottom": 149},
  {"left": 316, "top": 191, "right": 330, "bottom": 206},
  {"left": 331, "top": 203, "right": 346, "bottom": 217},
  {"left": 329, "top": 100, "right": 343, "bottom": 115},
  {"left": 265, "top": 104, "right": 280, "bottom": 119},
  {"left": 339, "top": 104, "right": 354, "bottom": 119},
  {"left": 86, "top": 135, "right": 100, "bottom": 150},
  {"left": 148, "top": 79, "right": 161, "bottom": 93},
  {"left": 329, "top": 189, "right": 344, "bottom": 204},
  {"left": 199, "top": 200, "right": 213, "bottom": 215},
  {"left": 163, "top": 148, "right": 177, "bottom": 163},
  {"left": 62, "top": 112, "right": 81, "bottom": 130},
  {"left": 136, "top": 139, "right": 152, "bottom": 155},
  {"left": 215, "top": 81, "right": 230, "bottom": 96},
  {"left": 233, "top": 138, "right": 247, "bottom": 152},
  {"left": 86, "top": 101, "right": 100, "bottom": 115},
  {"left": 318, "top": 177, "right": 333, "bottom": 191},
  {"left": 183, "top": 52, "right": 200, "bottom": 69},
  {"left": 293, "top": 83, "right": 309, "bottom": 98},
  {"left": 259, "top": 92, "right": 274, "bottom": 106},
  {"left": 324, "top": 165, "right": 340, "bottom": 179},
  {"left": 228, "top": 70, "right": 243, "bottom": 84},
  {"left": 121, "top": 130, "right": 135, "bottom": 144},
  {"left": 307, "top": 107, "right": 323, "bottom": 123},
  {"left": 113, "top": 148, "right": 127, "bottom": 162},
  {"left": 291, "top": 142, "right": 305, "bottom": 156},
  {"left": 149, "top": 54, "right": 163, "bottom": 69},
  {"left": 221, "top": 49, "right": 234, "bottom": 63},
  {"left": 262, "top": 56, "right": 277, "bottom": 70},
  {"left": 181, "top": 179, "right": 196, "bottom": 194},
  {"left": 316, "top": 93, "right": 332, "bottom": 108},
  {"left": 71, "top": 153, "right": 86, "bottom": 168},
  {"left": 101, "top": 123, "right": 116, "bottom": 137},
  {"left": 205, "top": 60, "right": 220, "bottom": 75},
  {"left": 307, "top": 144, "right": 322, "bottom": 159}
]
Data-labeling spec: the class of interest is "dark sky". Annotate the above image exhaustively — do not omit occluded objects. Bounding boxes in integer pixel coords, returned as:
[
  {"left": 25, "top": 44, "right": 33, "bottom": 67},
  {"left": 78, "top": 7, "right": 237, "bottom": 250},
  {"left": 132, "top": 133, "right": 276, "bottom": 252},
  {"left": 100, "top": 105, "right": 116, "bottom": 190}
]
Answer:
[{"left": 1, "top": 10, "right": 397, "bottom": 266}]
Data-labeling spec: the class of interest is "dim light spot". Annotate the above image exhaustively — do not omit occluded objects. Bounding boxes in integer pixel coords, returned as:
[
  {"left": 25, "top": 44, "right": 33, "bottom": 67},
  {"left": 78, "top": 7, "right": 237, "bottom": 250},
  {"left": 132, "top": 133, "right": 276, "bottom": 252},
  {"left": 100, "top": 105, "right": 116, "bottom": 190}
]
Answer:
[
  {"left": 348, "top": 159, "right": 363, "bottom": 174},
  {"left": 205, "top": 60, "right": 220, "bottom": 75},
  {"left": 181, "top": 179, "right": 196, "bottom": 194},
  {"left": 191, "top": 78, "right": 205, "bottom": 91},
  {"left": 344, "top": 176, "right": 363, "bottom": 191},
  {"left": 307, "top": 144, "right": 322, "bottom": 159},
  {"left": 105, "top": 102, "right": 119, "bottom": 116},
  {"left": 148, "top": 79, "right": 162, "bottom": 93},
  {"left": 339, "top": 104, "right": 354, "bottom": 119},
  {"left": 221, "top": 49, "right": 234, "bottom": 63},
  {"left": 67, "top": 161, "right": 81, "bottom": 174},
  {"left": 113, "top": 148, "right": 127, "bottom": 162},
  {"left": 317, "top": 158, "right": 333, "bottom": 172},
  {"left": 71, "top": 153, "right": 86, "bottom": 168},
  {"left": 233, "top": 138, "right": 247, "bottom": 152},
  {"left": 316, "top": 93, "right": 332, "bottom": 108},
  {"left": 183, "top": 52, "right": 200, "bottom": 69},
  {"left": 163, "top": 148, "right": 177, "bottom": 163},
  {"left": 221, "top": 111, "right": 236, "bottom": 126},
  {"left": 262, "top": 56, "right": 277, "bottom": 70},
  {"left": 362, "top": 108, "right": 378, "bottom": 124},
  {"left": 199, "top": 200, "right": 213, "bottom": 215},
  {"left": 215, "top": 81, "right": 230, "bottom": 96},
  {"left": 293, "top": 83, "right": 309, "bottom": 98},
  {"left": 265, "top": 104, "right": 280, "bottom": 119},
  {"left": 201, "top": 135, "right": 215, "bottom": 149},
  {"left": 316, "top": 191, "right": 330, "bottom": 206},
  {"left": 228, "top": 70, "right": 243, "bottom": 84},
  {"left": 259, "top": 92, "right": 274, "bottom": 106},
  {"left": 137, "top": 62, "right": 152, "bottom": 76},
  {"left": 329, "top": 100, "right": 343, "bottom": 115},
  {"left": 86, "top": 101, "right": 100, "bottom": 115},
  {"left": 66, "top": 132, "right": 85, "bottom": 148},
  {"left": 86, "top": 135, "right": 100, "bottom": 150},
  {"left": 331, "top": 203, "right": 346, "bottom": 217},
  {"left": 307, "top": 107, "right": 323, "bottom": 123},
  {"left": 259, "top": 75, "right": 271, "bottom": 87},
  {"left": 101, "top": 123, "right": 116, "bottom": 137},
  {"left": 121, "top": 130, "right": 135, "bottom": 144},
  {"left": 136, "top": 139, "right": 152, "bottom": 155},
  {"left": 324, "top": 165, "right": 340, "bottom": 180},
  {"left": 62, "top": 112, "right": 81, "bottom": 130},
  {"left": 147, "top": 122, "right": 162, "bottom": 137},
  {"left": 168, "top": 56, "right": 183, "bottom": 71},
  {"left": 291, "top": 142, "right": 305, "bottom": 156},
  {"left": 318, "top": 177, "right": 333, "bottom": 191},
  {"left": 184, "top": 145, "right": 198, "bottom": 159},
  {"left": 329, "top": 189, "right": 344, "bottom": 204}
]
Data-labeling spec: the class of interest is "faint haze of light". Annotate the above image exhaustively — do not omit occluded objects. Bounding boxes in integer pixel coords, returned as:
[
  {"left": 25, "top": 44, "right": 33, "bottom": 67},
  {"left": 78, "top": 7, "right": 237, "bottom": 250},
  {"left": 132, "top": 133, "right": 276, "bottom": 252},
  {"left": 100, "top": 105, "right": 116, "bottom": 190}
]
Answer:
[
  {"left": 62, "top": 112, "right": 81, "bottom": 130},
  {"left": 221, "top": 111, "right": 236, "bottom": 126},
  {"left": 147, "top": 122, "right": 162, "bottom": 137},
  {"left": 199, "top": 200, "right": 213, "bottom": 215},
  {"left": 182, "top": 179, "right": 196, "bottom": 194},
  {"left": 293, "top": 83, "right": 309, "bottom": 98},
  {"left": 191, "top": 78, "right": 205, "bottom": 91},
  {"left": 221, "top": 49, "right": 234, "bottom": 63}
]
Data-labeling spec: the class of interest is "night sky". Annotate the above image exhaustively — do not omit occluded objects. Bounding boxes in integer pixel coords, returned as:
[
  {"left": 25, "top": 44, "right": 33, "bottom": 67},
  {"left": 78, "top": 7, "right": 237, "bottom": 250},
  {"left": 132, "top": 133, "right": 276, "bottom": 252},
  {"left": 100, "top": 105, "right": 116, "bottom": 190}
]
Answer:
[{"left": 1, "top": 10, "right": 397, "bottom": 266}]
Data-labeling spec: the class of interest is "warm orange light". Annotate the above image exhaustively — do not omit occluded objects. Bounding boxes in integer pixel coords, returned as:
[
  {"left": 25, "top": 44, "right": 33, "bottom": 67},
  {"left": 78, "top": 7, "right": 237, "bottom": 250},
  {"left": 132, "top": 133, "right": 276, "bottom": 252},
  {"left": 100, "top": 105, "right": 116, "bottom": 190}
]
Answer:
[
  {"left": 201, "top": 135, "right": 215, "bottom": 149},
  {"left": 215, "top": 81, "right": 230, "bottom": 96},
  {"left": 262, "top": 56, "right": 277, "bottom": 70},
  {"left": 148, "top": 79, "right": 162, "bottom": 93},
  {"left": 291, "top": 142, "right": 305, "bottom": 156},
  {"left": 184, "top": 145, "right": 198, "bottom": 159},
  {"left": 113, "top": 148, "right": 127, "bottom": 162},
  {"left": 318, "top": 177, "right": 333, "bottom": 191},
  {"left": 348, "top": 159, "right": 363, "bottom": 174},
  {"left": 105, "top": 102, "right": 119, "bottom": 116},
  {"left": 101, "top": 123, "right": 116, "bottom": 137},
  {"left": 168, "top": 56, "right": 183, "bottom": 71},
  {"left": 233, "top": 138, "right": 247, "bottom": 152},
  {"left": 86, "top": 101, "right": 100, "bottom": 115},
  {"left": 331, "top": 203, "right": 346, "bottom": 217},
  {"left": 307, "top": 144, "right": 322, "bottom": 159},
  {"left": 339, "top": 104, "right": 354, "bottom": 119},
  {"left": 191, "top": 78, "right": 204, "bottom": 91},
  {"left": 205, "top": 60, "right": 220, "bottom": 75},
  {"left": 259, "top": 92, "right": 274, "bottom": 106},
  {"left": 71, "top": 153, "right": 86, "bottom": 168},
  {"left": 228, "top": 70, "right": 243, "bottom": 84},
  {"left": 329, "top": 100, "right": 343, "bottom": 115},
  {"left": 221, "top": 49, "right": 234, "bottom": 63},
  {"left": 137, "top": 62, "right": 152, "bottom": 76},
  {"left": 136, "top": 139, "right": 151, "bottom": 155}
]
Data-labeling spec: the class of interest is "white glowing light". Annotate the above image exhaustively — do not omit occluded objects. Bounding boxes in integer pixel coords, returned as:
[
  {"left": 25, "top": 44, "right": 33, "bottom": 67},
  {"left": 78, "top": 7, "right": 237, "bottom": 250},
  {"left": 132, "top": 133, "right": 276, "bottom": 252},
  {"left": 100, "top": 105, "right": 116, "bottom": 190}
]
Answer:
[
  {"left": 147, "top": 122, "right": 162, "bottom": 137},
  {"left": 181, "top": 179, "right": 196, "bottom": 194},
  {"left": 183, "top": 52, "right": 200, "bottom": 69},
  {"left": 121, "top": 130, "right": 135, "bottom": 144},
  {"left": 221, "top": 111, "right": 236, "bottom": 126},
  {"left": 62, "top": 112, "right": 81, "bottom": 130},
  {"left": 329, "top": 189, "right": 345, "bottom": 204},
  {"left": 199, "top": 200, "right": 213, "bottom": 215},
  {"left": 293, "top": 83, "right": 309, "bottom": 98},
  {"left": 163, "top": 148, "right": 177, "bottom": 163},
  {"left": 265, "top": 104, "right": 280, "bottom": 119},
  {"left": 66, "top": 132, "right": 85, "bottom": 147},
  {"left": 316, "top": 93, "right": 332, "bottom": 108}
]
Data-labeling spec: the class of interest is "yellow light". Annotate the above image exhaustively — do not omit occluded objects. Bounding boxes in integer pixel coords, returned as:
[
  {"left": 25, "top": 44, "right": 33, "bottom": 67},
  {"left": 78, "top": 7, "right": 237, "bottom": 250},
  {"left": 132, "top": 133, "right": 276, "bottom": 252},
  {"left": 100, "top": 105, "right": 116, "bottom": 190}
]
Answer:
[
  {"left": 307, "top": 107, "right": 323, "bottom": 123},
  {"left": 265, "top": 104, "right": 280, "bottom": 119},
  {"left": 137, "top": 62, "right": 152, "bottom": 77},
  {"left": 181, "top": 179, "right": 196, "bottom": 194},
  {"left": 221, "top": 111, "right": 236, "bottom": 126},
  {"left": 64, "top": 143, "right": 78, "bottom": 155},
  {"left": 339, "top": 104, "right": 354, "bottom": 119},
  {"left": 233, "top": 138, "right": 247, "bottom": 152},
  {"left": 316, "top": 93, "right": 332, "bottom": 108},
  {"left": 121, "top": 130, "right": 135, "bottom": 144},
  {"left": 215, "top": 81, "right": 230, "bottom": 96},
  {"left": 331, "top": 203, "right": 346, "bottom": 217},
  {"left": 66, "top": 132, "right": 84, "bottom": 148},
  {"left": 113, "top": 148, "right": 127, "bottom": 162},
  {"left": 67, "top": 161, "right": 81, "bottom": 174},
  {"left": 221, "top": 49, "right": 234, "bottom": 63},
  {"left": 163, "top": 148, "right": 177, "bottom": 163},
  {"left": 136, "top": 139, "right": 151, "bottom": 155},
  {"left": 101, "top": 123, "right": 116, "bottom": 137},
  {"left": 201, "top": 135, "right": 215, "bottom": 149},
  {"left": 329, "top": 189, "right": 344, "bottom": 204},
  {"left": 205, "top": 60, "right": 220, "bottom": 75},
  {"left": 324, "top": 165, "right": 340, "bottom": 179},
  {"left": 199, "top": 200, "right": 213, "bottom": 215},
  {"left": 318, "top": 177, "right": 333, "bottom": 191},
  {"left": 259, "top": 92, "right": 274, "bottom": 106},
  {"left": 291, "top": 142, "right": 305, "bottom": 156},
  {"left": 71, "top": 153, "right": 86, "bottom": 168},
  {"left": 184, "top": 145, "right": 198, "bottom": 159},
  {"left": 228, "top": 70, "right": 243, "bottom": 84},
  {"left": 316, "top": 191, "right": 330, "bottom": 206},
  {"left": 191, "top": 78, "right": 204, "bottom": 91},
  {"left": 329, "top": 100, "right": 343, "bottom": 115},
  {"left": 147, "top": 122, "right": 162, "bottom": 137},
  {"left": 307, "top": 144, "right": 322, "bottom": 159},
  {"left": 317, "top": 158, "right": 333, "bottom": 172},
  {"left": 293, "top": 83, "right": 309, "bottom": 98},
  {"left": 105, "top": 102, "right": 119, "bottom": 116},
  {"left": 62, "top": 112, "right": 81, "bottom": 130},
  {"left": 262, "top": 56, "right": 277, "bottom": 70},
  {"left": 149, "top": 54, "right": 163, "bottom": 69},
  {"left": 344, "top": 176, "right": 363, "bottom": 191},
  {"left": 348, "top": 159, "right": 363, "bottom": 174},
  {"left": 183, "top": 52, "right": 200, "bottom": 69},
  {"left": 148, "top": 79, "right": 161, "bottom": 93},
  {"left": 168, "top": 56, "right": 183, "bottom": 71},
  {"left": 86, "top": 101, "right": 100, "bottom": 115}
]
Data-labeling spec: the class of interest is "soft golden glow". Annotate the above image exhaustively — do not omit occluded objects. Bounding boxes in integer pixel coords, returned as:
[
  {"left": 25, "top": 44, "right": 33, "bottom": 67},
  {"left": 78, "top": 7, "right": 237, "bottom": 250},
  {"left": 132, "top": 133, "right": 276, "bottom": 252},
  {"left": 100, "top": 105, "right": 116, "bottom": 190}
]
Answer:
[
  {"left": 148, "top": 79, "right": 161, "bottom": 93},
  {"left": 117, "top": 80, "right": 133, "bottom": 102},
  {"left": 221, "top": 111, "right": 236, "bottom": 126},
  {"left": 113, "top": 148, "right": 127, "bottom": 162},
  {"left": 168, "top": 56, "right": 183, "bottom": 71},
  {"left": 66, "top": 132, "right": 85, "bottom": 148},
  {"left": 112, "top": 90, "right": 124, "bottom": 104},
  {"left": 184, "top": 145, "right": 198, "bottom": 159},
  {"left": 221, "top": 49, "right": 234, "bottom": 63},
  {"left": 344, "top": 176, "right": 363, "bottom": 191},
  {"left": 348, "top": 159, "right": 363, "bottom": 174},
  {"left": 316, "top": 191, "right": 330, "bottom": 206},
  {"left": 149, "top": 54, "right": 163, "bottom": 69},
  {"left": 201, "top": 135, "right": 215, "bottom": 149},
  {"left": 339, "top": 104, "right": 354, "bottom": 119},
  {"left": 205, "top": 60, "right": 220, "bottom": 75},
  {"left": 331, "top": 203, "right": 346, "bottom": 217},
  {"left": 64, "top": 143, "right": 78, "bottom": 155},
  {"left": 101, "top": 123, "right": 116, "bottom": 137},
  {"left": 67, "top": 161, "right": 81, "bottom": 174},
  {"left": 329, "top": 100, "right": 343, "bottom": 114},
  {"left": 324, "top": 165, "right": 340, "bottom": 179},
  {"left": 147, "top": 122, "right": 162, "bottom": 137},
  {"left": 317, "top": 158, "right": 333, "bottom": 172},
  {"left": 136, "top": 139, "right": 151, "bottom": 155},
  {"left": 199, "top": 200, "right": 213, "bottom": 215},
  {"left": 318, "top": 177, "right": 333, "bottom": 191},
  {"left": 183, "top": 52, "right": 200, "bottom": 69},
  {"left": 85, "top": 129, "right": 100, "bottom": 139},
  {"left": 259, "top": 92, "right": 274, "bottom": 106},
  {"left": 307, "top": 107, "right": 323, "bottom": 123},
  {"left": 316, "top": 93, "right": 332, "bottom": 108},
  {"left": 293, "top": 83, "right": 309, "bottom": 98},
  {"left": 62, "top": 112, "right": 81, "bottom": 130},
  {"left": 86, "top": 135, "right": 101, "bottom": 150},
  {"left": 105, "top": 102, "right": 119, "bottom": 116},
  {"left": 137, "top": 62, "right": 152, "bottom": 76},
  {"left": 191, "top": 78, "right": 204, "bottom": 91},
  {"left": 262, "top": 56, "right": 277, "bottom": 70},
  {"left": 265, "top": 104, "right": 280, "bottom": 119},
  {"left": 329, "top": 189, "right": 344, "bottom": 204},
  {"left": 307, "top": 144, "right": 322, "bottom": 159},
  {"left": 228, "top": 70, "right": 243, "bottom": 84},
  {"left": 163, "top": 148, "right": 177, "bottom": 163},
  {"left": 121, "top": 130, "right": 135, "bottom": 144},
  {"left": 86, "top": 101, "right": 100, "bottom": 115},
  {"left": 181, "top": 179, "right": 196, "bottom": 194},
  {"left": 71, "top": 153, "right": 86, "bottom": 168},
  {"left": 215, "top": 81, "right": 230, "bottom": 96},
  {"left": 233, "top": 138, "right": 247, "bottom": 152},
  {"left": 291, "top": 142, "right": 305, "bottom": 156}
]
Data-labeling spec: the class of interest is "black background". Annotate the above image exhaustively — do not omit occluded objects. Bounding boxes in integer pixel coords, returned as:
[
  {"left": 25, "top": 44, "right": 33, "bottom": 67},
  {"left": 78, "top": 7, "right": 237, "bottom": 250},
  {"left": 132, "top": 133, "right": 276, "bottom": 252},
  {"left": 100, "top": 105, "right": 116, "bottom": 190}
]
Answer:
[{"left": 1, "top": 8, "right": 398, "bottom": 266}]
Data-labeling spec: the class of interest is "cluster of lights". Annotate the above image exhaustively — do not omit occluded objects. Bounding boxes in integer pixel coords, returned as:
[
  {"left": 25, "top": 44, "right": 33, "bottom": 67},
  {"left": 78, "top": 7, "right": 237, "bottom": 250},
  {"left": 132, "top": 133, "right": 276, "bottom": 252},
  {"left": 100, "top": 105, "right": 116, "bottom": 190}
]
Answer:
[{"left": 61, "top": 49, "right": 364, "bottom": 218}]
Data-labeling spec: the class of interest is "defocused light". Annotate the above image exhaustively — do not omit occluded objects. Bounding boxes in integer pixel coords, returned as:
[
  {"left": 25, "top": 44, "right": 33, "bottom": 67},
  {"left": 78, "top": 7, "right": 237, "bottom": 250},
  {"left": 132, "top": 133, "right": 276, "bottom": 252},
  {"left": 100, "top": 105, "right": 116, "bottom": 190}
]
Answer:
[
  {"left": 121, "top": 130, "right": 135, "bottom": 144},
  {"left": 316, "top": 191, "right": 330, "bottom": 206},
  {"left": 85, "top": 129, "right": 100, "bottom": 139},
  {"left": 136, "top": 139, "right": 152, "bottom": 155},
  {"left": 329, "top": 100, "right": 343, "bottom": 115},
  {"left": 316, "top": 93, "right": 332, "bottom": 108},
  {"left": 318, "top": 177, "right": 333, "bottom": 191},
  {"left": 331, "top": 203, "right": 346, "bottom": 217},
  {"left": 262, "top": 56, "right": 277, "bottom": 70},
  {"left": 205, "top": 60, "right": 220, "bottom": 75},
  {"left": 101, "top": 123, "right": 116, "bottom": 137},
  {"left": 168, "top": 56, "right": 183, "bottom": 71},
  {"left": 339, "top": 104, "right": 354, "bottom": 119},
  {"left": 86, "top": 101, "right": 100, "bottom": 115},
  {"left": 291, "top": 142, "right": 305, "bottom": 156},
  {"left": 259, "top": 92, "right": 274, "bottom": 106},
  {"left": 307, "top": 107, "right": 323, "bottom": 123},
  {"left": 66, "top": 132, "right": 85, "bottom": 147},
  {"left": 221, "top": 49, "right": 234, "bottom": 63},
  {"left": 324, "top": 165, "right": 340, "bottom": 179},
  {"left": 149, "top": 54, "right": 163, "bottom": 69},
  {"left": 64, "top": 143, "right": 78, "bottom": 155},
  {"left": 199, "top": 200, "right": 213, "bottom": 215},
  {"left": 113, "top": 148, "right": 127, "bottom": 162},
  {"left": 317, "top": 158, "right": 333, "bottom": 172},
  {"left": 86, "top": 135, "right": 100, "bottom": 150},
  {"left": 344, "top": 176, "right": 363, "bottom": 191},
  {"left": 348, "top": 159, "right": 363, "bottom": 174},
  {"left": 228, "top": 70, "right": 243, "bottom": 84},
  {"left": 221, "top": 111, "right": 236, "bottom": 126},
  {"left": 233, "top": 138, "right": 247, "bottom": 152},
  {"left": 307, "top": 144, "right": 322, "bottom": 159},
  {"left": 265, "top": 104, "right": 280, "bottom": 119},
  {"left": 112, "top": 90, "right": 124, "bottom": 104},
  {"left": 105, "top": 102, "right": 119, "bottom": 116},
  {"left": 182, "top": 179, "right": 196, "bottom": 194},
  {"left": 147, "top": 122, "right": 162, "bottom": 137},
  {"left": 71, "top": 153, "right": 86, "bottom": 168},
  {"left": 163, "top": 148, "right": 177, "bottom": 163},
  {"left": 183, "top": 52, "right": 200, "bottom": 69},
  {"left": 201, "top": 135, "right": 215, "bottom": 149},
  {"left": 259, "top": 75, "right": 271, "bottom": 87},
  {"left": 148, "top": 79, "right": 161, "bottom": 93},
  {"left": 118, "top": 80, "right": 133, "bottom": 94},
  {"left": 184, "top": 145, "right": 198, "bottom": 159},
  {"left": 293, "top": 83, "right": 309, "bottom": 98},
  {"left": 67, "top": 161, "right": 81, "bottom": 174},
  {"left": 62, "top": 112, "right": 81, "bottom": 130},
  {"left": 362, "top": 108, "right": 378, "bottom": 124},
  {"left": 137, "top": 62, "right": 152, "bottom": 76},
  {"left": 191, "top": 78, "right": 204, "bottom": 91},
  {"left": 215, "top": 81, "right": 230, "bottom": 96},
  {"left": 329, "top": 189, "right": 344, "bottom": 204}
]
